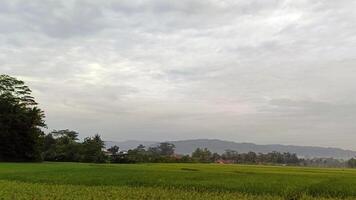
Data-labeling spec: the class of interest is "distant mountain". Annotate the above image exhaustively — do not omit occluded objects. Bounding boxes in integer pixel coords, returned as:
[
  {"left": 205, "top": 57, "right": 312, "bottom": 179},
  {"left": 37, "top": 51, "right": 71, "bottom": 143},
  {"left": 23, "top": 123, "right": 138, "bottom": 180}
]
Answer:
[{"left": 105, "top": 139, "right": 356, "bottom": 159}]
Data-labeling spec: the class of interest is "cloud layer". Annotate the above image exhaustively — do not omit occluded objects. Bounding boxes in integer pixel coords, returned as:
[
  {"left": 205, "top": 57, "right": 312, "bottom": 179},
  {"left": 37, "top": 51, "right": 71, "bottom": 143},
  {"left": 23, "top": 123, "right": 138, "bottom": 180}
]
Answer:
[{"left": 1, "top": 0, "right": 356, "bottom": 149}]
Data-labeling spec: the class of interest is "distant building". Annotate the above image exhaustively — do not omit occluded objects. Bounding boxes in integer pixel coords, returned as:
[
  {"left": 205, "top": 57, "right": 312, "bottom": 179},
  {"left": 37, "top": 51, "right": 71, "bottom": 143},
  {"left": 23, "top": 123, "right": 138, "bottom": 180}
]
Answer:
[{"left": 216, "top": 159, "right": 234, "bottom": 164}]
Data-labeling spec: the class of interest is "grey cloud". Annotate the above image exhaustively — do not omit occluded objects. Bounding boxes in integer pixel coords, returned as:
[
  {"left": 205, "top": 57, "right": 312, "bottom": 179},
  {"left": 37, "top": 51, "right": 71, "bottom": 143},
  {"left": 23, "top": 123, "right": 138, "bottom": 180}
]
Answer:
[
  {"left": 0, "top": 1, "right": 105, "bottom": 38},
  {"left": 108, "top": 0, "right": 283, "bottom": 16},
  {"left": 268, "top": 99, "right": 356, "bottom": 119},
  {"left": 1, "top": 0, "right": 356, "bottom": 150}
]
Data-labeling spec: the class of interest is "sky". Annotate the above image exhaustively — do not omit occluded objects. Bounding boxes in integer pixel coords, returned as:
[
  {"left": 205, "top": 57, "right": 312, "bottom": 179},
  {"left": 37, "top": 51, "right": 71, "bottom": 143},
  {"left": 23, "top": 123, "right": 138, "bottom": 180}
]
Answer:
[{"left": 1, "top": 0, "right": 356, "bottom": 150}]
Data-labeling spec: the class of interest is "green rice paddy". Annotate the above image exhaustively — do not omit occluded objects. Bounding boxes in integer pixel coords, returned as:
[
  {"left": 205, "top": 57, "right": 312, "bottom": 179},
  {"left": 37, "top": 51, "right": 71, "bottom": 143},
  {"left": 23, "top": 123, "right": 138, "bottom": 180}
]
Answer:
[{"left": 0, "top": 163, "right": 355, "bottom": 199}]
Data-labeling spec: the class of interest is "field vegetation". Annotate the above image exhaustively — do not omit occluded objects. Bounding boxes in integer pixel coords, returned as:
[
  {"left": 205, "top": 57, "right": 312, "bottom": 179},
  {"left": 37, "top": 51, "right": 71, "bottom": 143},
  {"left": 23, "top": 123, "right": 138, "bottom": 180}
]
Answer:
[{"left": 0, "top": 162, "right": 356, "bottom": 200}]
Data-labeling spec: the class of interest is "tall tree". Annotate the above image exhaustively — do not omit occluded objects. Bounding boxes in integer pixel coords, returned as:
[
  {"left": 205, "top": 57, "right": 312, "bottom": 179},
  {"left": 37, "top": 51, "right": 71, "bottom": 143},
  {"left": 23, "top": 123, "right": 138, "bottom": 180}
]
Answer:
[
  {"left": 0, "top": 74, "right": 46, "bottom": 161},
  {"left": 192, "top": 148, "right": 212, "bottom": 163},
  {"left": 52, "top": 129, "right": 79, "bottom": 141},
  {"left": 81, "top": 134, "right": 106, "bottom": 163},
  {"left": 158, "top": 142, "right": 175, "bottom": 156},
  {"left": 107, "top": 145, "right": 119, "bottom": 155},
  {"left": 43, "top": 130, "right": 81, "bottom": 162},
  {"left": 348, "top": 158, "right": 356, "bottom": 168}
]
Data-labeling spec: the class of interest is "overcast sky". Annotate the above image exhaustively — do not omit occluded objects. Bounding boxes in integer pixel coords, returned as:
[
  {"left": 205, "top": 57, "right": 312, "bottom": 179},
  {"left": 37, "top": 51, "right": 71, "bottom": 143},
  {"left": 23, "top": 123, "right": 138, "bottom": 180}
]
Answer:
[{"left": 1, "top": 0, "right": 356, "bottom": 150}]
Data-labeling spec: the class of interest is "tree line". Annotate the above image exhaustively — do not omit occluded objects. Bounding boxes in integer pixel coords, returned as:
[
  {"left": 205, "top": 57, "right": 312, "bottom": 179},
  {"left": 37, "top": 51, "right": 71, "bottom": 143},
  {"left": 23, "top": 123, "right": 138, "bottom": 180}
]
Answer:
[
  {"left": 1, "top": 74, "right": 356, "bottom": 168},
  {"left": 105, "top": 145, "right": 356, "bottom": 168},
  {"left": 106, "top": 144, "right": 301, "bottom": 165},
  {"left": 41, "top": 130, "right": 301, "bottom": 165},
  {"left": 41, "top": 130, "right": 356, "bottom": 167}
]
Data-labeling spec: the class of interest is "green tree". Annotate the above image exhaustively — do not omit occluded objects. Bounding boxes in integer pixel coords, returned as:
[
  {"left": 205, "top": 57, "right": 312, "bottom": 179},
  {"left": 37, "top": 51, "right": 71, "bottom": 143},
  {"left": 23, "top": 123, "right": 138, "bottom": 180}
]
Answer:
[
  {"left": 191, "top": 148, "right": 212, "bottom": 163},
  {"left": 0, "top": 74, "right": 46, "bottom": 161},
  {"left": 43, "top": 130, "right": 81, "bottom": 162},
  {"left": 211, "top": 152, "right": 221, "bottom": 162},
  {"left": 126, "top": 145, "right": 149, "bottom": 163},
  {"left": 222, "top": 149, "right": 239, "bottom": 162},
  {"left": 348, "top": 158, "right": 356, "bottom": 168},
  {"left": 42, "top": 133, "right": 56, "bottom": 160},
  {"left": 136, "top": 144, "right": 146, "bottom": 153},
  {"left": 81, "top": 134, "right": 106, "bottom": 163},
  {"left": 158, "top": 142, "right": 175, "bottom": 156},
  {"left": 52, "top": 129, "right": 79, "bottom": 141},
  {"left": 107, "top": 145, "right": 119, "bottom": 155}
]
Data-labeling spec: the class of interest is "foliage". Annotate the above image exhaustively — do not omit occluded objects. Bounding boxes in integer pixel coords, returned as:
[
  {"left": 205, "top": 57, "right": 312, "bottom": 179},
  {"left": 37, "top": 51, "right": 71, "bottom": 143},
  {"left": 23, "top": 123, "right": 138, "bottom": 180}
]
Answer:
[
  {"left": 111, "top": 143, "right": 177, "bottom": 163},
  {"left": 192, "top": 148, "right": 213, "bottom": 162},
  {"left": 42, "top": 130, "right": 106, "bottom": 163},
  {"left": 0, "top": 74, "right": 46, "bottom": 162},
  {"left": 156, "top": 142, "right": 176, "bottom": 156},
  {"left": 107, "top": 145, "right": 119, "bottom": 155},
  {"left": 52, "top": 129, "right": 79, "bottom": 141},
  {"left": 220, "top": 150, "right": 300, "bottom": 164},
  {"left": 348, "top": 158, "right": 356, "bottom": 168},
  {"left": 42, "top": 130, "right": 82, "bottom": 162},
  {"left": 301, "top": 157, "right": 347, "bottom": 168},
  {"left": 81, "top": 134, "right": 106, "bottom": 163},
  {"left": 0, "top": 74, "right": 37, "bottom": 106}
]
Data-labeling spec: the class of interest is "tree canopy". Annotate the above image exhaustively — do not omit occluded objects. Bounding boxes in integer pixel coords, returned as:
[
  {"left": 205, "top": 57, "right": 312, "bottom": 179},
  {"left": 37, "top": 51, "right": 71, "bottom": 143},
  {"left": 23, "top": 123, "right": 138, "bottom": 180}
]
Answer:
[
  {"left": 0, "top": 74, "right": 37, "bottom": 106},
  {"left": 0, "top": 74, "right": 46, "bottom": 161}
]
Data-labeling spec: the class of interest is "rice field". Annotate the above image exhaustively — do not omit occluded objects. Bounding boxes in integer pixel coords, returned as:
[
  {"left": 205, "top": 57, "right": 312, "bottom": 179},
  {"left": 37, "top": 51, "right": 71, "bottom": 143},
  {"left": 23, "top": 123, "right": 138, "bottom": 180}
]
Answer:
[{"left": 0, "top": 162, "right": 356, "bottom": 200}]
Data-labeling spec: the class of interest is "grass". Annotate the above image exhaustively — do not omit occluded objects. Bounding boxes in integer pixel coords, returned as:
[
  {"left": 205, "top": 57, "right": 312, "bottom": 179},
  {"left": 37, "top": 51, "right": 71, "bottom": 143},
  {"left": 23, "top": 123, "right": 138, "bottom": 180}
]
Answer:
[{"left": 0, "top": 163, "right": 356, "bottom": 199}]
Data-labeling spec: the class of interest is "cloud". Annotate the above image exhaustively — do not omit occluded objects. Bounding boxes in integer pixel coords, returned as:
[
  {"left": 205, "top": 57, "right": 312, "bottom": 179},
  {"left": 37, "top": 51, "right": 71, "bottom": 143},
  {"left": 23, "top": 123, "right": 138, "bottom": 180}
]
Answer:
[
  {"left": 0, "top": 0, "right": 106, "bottom": 38},
  {"left": 1, "top": 0, "right": 356, "bottom": 150}
]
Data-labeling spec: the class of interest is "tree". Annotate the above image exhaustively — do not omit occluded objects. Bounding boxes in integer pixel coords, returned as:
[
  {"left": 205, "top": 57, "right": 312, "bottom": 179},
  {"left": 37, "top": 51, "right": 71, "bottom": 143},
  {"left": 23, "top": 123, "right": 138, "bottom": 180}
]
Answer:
[
  {"left": 125, "top": 145, "right": 149, "bottom": 163},
  {"left": 192, "top": 148, "right": 212, "bottom": 163},
  {"left": 348, "top": 158, "right": 356, "bottom": 168},
  {"left": 147, "top": 146, "right": 161, "bottom": 157},
  {"left": 222, "top": 149, "right": 239, "bottom": 162},
  {"left": 0, "top": 74, "right": 46, "bottom": 161},
  {"left": 211, "top": 152, "right": 221, "bottom": 162},
  {"left": 158, "top": 142, "right": 175, "bottom": 156},
  {"left": 52, "top": 129, "right": 79, "bottom": 141},
  {"left": 0, "top": 74, "right": 37, "bottom": 106},
  {"left": 136, "top": 144, "right": 146, "bottom": 153},
  {"left": 81, "top": 134, "right": 106, "bottom": 163},
  {"left": 245, "top": 151, "right": 257, "bottom": 163},
  {"left": 42, "top": 130, "right": 81, "bottom": 162},
  {"left": 42, "top": 133, "right": 56, "bottom": 160},
  {"left": 107, "top": 145, "right": 119, "bottom": 155},
  {"left": 147, "top": 142, "right": 175, "bottom": 158}
]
